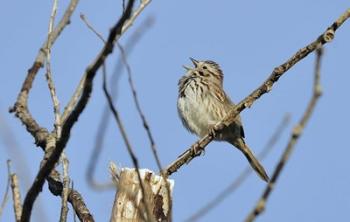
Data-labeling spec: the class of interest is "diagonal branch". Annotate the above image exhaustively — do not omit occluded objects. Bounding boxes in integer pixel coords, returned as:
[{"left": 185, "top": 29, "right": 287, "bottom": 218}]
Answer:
[
  {"left": 85, "top": 16, "right": 154, "bottom": 190},
  {"left": 244, "top": 46, "right": 324, "bottom": 222},
  {"left": 19, "top": 1, "right": 135, "bottom": 221},
  {"left": 165, "top": 8, "right": 350, "bottom": 177}
]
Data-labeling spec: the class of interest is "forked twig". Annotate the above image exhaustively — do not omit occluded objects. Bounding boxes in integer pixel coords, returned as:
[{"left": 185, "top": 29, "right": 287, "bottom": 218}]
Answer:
[
  {"left": 19, "top": 1, "right": 135, "bottom": 221},
  {"left": 9, "top": 0, "right": 92, "bottom": 220},
  {"left": 245, "top": 46, "right": 324, "bottom": 222},
  {"left": 9, "top": 0, "right": 79, "bottom": 148}
]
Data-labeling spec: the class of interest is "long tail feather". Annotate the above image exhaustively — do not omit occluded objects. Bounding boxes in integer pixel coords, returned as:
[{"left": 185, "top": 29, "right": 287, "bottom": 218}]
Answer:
[{"left": 232, "top": 139, "right": 269, "bottom": 182}]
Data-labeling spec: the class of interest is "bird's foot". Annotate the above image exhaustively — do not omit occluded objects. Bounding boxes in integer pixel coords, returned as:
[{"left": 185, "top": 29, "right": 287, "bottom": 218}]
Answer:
[
  {"left": 191, "top": 142, "right": 205, "bottom": 156},
  {"left": 208, "top": 126, "right": 217, "bottom": 138}
]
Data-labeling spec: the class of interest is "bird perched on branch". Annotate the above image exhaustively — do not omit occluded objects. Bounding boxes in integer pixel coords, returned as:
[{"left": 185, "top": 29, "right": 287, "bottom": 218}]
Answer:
[{"left": 177, "top": 58, "right": 269, "bottom": 182}]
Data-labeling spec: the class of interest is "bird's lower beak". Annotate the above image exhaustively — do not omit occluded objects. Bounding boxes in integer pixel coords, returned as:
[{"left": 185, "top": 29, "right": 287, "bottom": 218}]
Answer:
[
  {"left": 183, "top": 65, "right": 192, "bottom": 71},
  {"left": 189, "top": 57, "right": 199, "bottom": 67}
]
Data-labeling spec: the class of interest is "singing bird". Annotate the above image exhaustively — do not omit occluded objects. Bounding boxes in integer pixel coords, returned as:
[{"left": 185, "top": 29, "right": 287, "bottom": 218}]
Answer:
[{"left": 177, "top": 58, "right": 269, "bottom": 182}]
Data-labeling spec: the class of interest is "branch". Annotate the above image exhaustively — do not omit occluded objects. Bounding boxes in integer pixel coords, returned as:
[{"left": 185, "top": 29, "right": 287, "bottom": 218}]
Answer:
[
  {"left": 85, "top": 16, "right": 154, "bottom": 190},
  {"left": 61, "top": 0, "right": 151, "bottom": 123},
  {"left": 245, "top": 46, "right": 324, "bottom": 222},
  {"left": 9, "top": 0, "right": 79, "bottom": 148},
  {"left": 81, "top": 11, "right": 163, "bottom": 180},
  {"left": 45, "top": 0, "right": 62, "bottom": 139},
  {"left": 0, "top": 160, "right": 12, "bottom": 218},
  {"left": 8, "top": 161, "right": 23, "bottom": 222},
  {"left": 19, "top": 1, "right": 135, "bottom": 221},
  {"left": 67, "top": 189, "right": 94, "bottom": 222},
  {"left": 0, "top": 114, "right": 49, "bottom": 221},
  {"left": 164, "top": 8, "right": 350, "bottom": 176},
  {"left": 186, "top": 114, "right": 290, "bottom": 222},
  {"left": 59, "top": 154, "right": 70, "bottom": 222}
]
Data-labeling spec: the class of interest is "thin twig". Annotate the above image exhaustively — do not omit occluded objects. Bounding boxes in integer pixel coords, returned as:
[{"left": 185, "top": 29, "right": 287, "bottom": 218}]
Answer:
[
  {"left": 8, "top": 161, "right": 23, "bottom": 222},
  {"left": 81, "top": 13, "right": 170, "bottom": 219},
  {"left": 186, "top": 114, "right": 291, "bottom": 222},
  {"left": 59, "top": 153, "right": 70, "bottom": 222},
  {"left": 81, "top": 12, "right": 164, "bottom": 189},
  {"left": 0, "top": 160, "right": 12, "bottom": 218},
  {"left": 165, "top": 8, "right": 350, "bottom": 176},
  {"left": 118, "top": 40, "right": 173, "bottom": 218},
  {"left": 117, "top": 43, "right": 164, "bottom": 172},
  {"left": 61, "top": 0, "right": 151, "bottom": 124},
  {"left": 86, "top": 16, "right": 154, "bottom": 190},
  {"left": 80, "top": 14, "right": 106, "bottom": 43},
  {"left": 121, "top": 0, "right": 151, "bottom": 34},
  {"left": 19, "top": 1, "right": 135, "bottom": 221},
  {"left": 45, "top": 0, "right": 62, "bottom": 139},
  {"left": 245, "top": 46, "right": 324, "bottom": 222},
  {"left": 0, "top": 112, "right": 49, "bottom": 221},
  {"left": 102, "top": 64, "right": 154, "bottom": 222}
]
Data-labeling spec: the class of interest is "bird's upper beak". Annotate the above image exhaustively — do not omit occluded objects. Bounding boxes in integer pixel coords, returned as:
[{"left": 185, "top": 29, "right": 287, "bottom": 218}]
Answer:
[{"left": 189, "top": 57, "right": 199, "bottom": 67}]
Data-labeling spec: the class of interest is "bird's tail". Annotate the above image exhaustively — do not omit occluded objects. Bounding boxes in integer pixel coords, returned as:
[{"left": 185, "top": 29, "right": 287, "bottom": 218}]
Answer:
[{"left": 232, "top": 139, "right": 269, "bottom": 182}]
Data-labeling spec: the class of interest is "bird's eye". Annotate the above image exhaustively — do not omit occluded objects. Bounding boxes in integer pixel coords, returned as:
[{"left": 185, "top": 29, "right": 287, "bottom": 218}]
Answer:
[
  {"left": 203, "top": 66, "right": 207, "bottom": 69},
  {"left": 199, "top": 71, "right": 204, "bottom": 76}
]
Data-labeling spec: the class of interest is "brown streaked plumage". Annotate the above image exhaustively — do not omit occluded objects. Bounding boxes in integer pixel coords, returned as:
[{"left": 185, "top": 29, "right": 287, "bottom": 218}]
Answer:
[{"left": 177, "top": 58, "right": 269, "bottom": 182}]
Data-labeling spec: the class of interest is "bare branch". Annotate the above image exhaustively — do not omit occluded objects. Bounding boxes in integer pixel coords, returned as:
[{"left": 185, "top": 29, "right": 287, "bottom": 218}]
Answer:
[
  {"left": 244, "top": 46, "right": 324, "bottom": 222},
  {"left": 62, "top": 0, "right": 151, "bottom": 123},
  {"left": 8, "top": 161, "right": 23, "bottom": 222},
  {"left": 59, "top": 153, "right": 70, "bottom": 222},
  {"left": 45, "top": 0, "right": 62, "bottom": 139},
  {"left": 80, "top": 14, "right": 106, "bottom": 43},
  {"left": 71, "top": 181, "right": 77, "bottom": 222},
  {"left": 0, "top": 160, "right": 12, "bottom": 218},
  {"left": 67, "top": 190, "right": 94, "bottom": 222},
  {"left": 9, "top": 0, "right": 79, "bottom": 148},
  {"left": 80, "top": 15, "right": 155, "bottom": 190},
  {"left": 186, "top": 114, "right": 290, "bottom": 222},
  {"left": 165, "top": 8, "right": 350, "bottom": 176},
  {"left": 0, "top": 114, "right": 49, "bottom": 221},
  {"left": 19, "top": 1, "right": 135, "bottom": 221}
]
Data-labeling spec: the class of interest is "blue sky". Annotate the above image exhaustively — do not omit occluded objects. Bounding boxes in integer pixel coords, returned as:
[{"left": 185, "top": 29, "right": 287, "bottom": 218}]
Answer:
[{"left": 1, "top": 1, "right": 349, "bottom": 221}]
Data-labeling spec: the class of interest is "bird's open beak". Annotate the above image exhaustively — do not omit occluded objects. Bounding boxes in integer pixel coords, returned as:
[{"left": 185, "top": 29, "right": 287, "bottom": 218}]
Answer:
[{"left": 189, "top": 57, "right": 199, "bottom": 67}]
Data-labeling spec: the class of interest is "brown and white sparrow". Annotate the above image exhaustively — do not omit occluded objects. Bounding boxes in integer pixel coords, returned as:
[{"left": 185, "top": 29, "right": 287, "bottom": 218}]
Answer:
[{"left": 177, "top": 58, "right": 269, "bottom": 182}]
